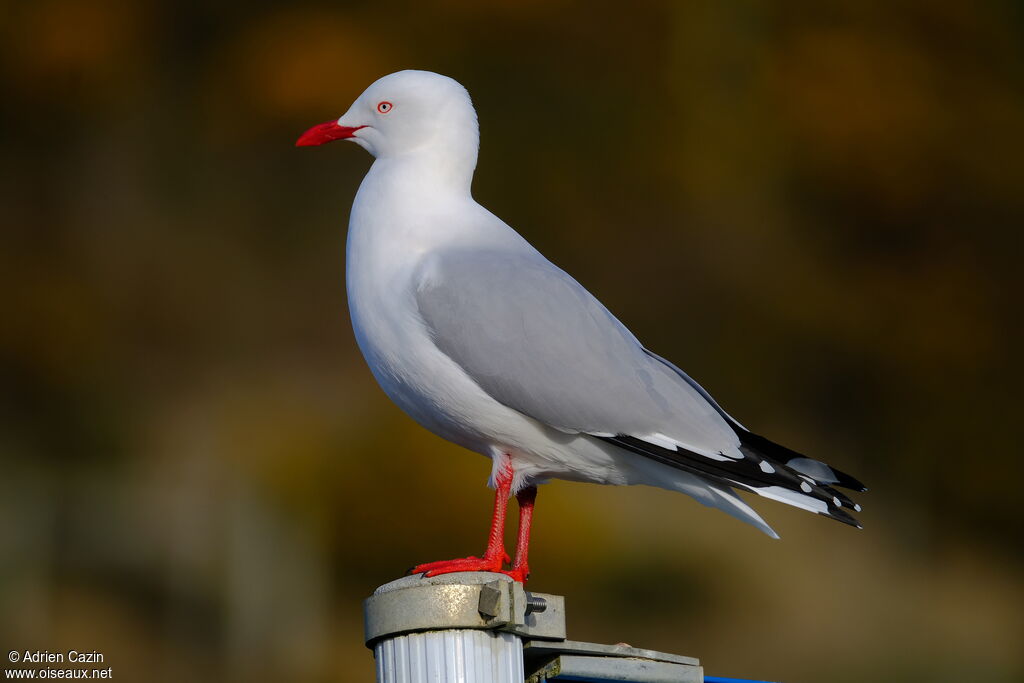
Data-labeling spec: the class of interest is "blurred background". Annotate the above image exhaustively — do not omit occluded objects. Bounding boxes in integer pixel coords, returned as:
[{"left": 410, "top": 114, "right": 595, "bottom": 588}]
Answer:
[{"left": 2, "top": 1, "right": 1023, "bottom": 681}]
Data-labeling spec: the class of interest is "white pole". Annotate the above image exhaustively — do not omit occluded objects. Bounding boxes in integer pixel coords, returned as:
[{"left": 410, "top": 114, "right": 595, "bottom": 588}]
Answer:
[
  {"left": 374, "top": 628, "right": 523, "bottom": 683},
  {"left": 364, "top": 572, "right": 563, "bottom": 683}
]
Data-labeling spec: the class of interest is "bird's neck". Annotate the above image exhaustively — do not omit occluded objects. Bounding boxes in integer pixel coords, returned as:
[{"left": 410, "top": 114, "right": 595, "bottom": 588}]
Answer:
[
  {"left": 375, "top": 143, "right": 478, "bottom": 196},
  {"left": 349, "top": 151, "right": 481, "bottom": 262}
]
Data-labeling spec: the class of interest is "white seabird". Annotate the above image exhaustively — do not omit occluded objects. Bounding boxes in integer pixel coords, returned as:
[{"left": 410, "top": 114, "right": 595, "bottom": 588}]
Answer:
[{"left": 297, "top": 70, "right": 865, "bottom": 582}]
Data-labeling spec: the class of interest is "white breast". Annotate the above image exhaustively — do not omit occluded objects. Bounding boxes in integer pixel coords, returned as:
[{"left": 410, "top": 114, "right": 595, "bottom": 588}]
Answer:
[{"left": 345, "top": 162, "right": 517, "bottom": 453}]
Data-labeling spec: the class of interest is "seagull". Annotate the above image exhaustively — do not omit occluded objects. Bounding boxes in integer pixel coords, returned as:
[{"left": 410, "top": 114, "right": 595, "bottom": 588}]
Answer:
[{"left": 297, "top": 70, "right": 865, "bottom": 583}]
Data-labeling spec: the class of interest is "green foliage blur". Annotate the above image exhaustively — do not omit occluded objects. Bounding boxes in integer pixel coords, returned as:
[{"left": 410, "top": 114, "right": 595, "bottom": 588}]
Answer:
[{"left": 2, "top": 1, "right": 1023, "bottom": 681}]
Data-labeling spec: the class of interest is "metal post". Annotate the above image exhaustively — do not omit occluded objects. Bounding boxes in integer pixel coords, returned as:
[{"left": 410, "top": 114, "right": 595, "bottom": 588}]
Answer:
[
  {"left": 363, "top": 571, "right": 704, "bottom": 682},
  {"left": 364, "top": 571, "right": 563, "bottom": 683}
]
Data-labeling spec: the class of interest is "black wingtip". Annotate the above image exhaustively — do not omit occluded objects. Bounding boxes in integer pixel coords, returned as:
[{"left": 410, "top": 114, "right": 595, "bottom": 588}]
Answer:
[
  {"left": 832, "top": 468, "right": 868, "bottom": 493},
  {"left": 822, "top": 503, "right": 862, "bottom": 529},
  {"left": 739, "top": 430, "right": 867, "bottom": 492}
]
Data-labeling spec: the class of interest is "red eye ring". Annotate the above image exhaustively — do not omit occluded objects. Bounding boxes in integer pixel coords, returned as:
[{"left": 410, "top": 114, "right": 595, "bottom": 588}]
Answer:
[{"left": 377, "top": 101, "right": 393, "bottom": 114}]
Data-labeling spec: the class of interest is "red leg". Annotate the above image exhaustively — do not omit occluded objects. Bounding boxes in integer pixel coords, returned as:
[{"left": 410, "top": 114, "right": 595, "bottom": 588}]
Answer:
[
  {"left": 411, "top": 463, "right": 514, "bottom": 577},
  {"left": 505, "top": 486, "right": 537, "bottom": 583}
]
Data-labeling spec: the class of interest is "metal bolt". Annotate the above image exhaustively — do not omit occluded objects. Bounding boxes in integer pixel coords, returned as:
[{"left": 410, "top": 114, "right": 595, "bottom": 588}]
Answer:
[{"left": 525, "top": 593, "right": 547, "bottom": 614}]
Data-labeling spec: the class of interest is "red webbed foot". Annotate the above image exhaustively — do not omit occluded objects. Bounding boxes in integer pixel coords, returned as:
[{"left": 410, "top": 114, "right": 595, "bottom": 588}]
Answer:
[
  {"left": 409, "top": 555, "right": 529, "bottom": 583},
  {"left": 410, "top": 552, "right": 510, "bottom": 577}
]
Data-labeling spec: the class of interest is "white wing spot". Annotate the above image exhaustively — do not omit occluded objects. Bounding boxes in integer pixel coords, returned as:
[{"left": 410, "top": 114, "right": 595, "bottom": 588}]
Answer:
[
  {"left": 759, "top": 460, "right": 775, "bottom": 474},
  {"left": 799, "top": 481, "right": 813, "bottom": 493},
  {"left": 853, "top": 503, "right": 862, "bottom": 512},
  {"left": 832, "top": 496, "right": 841, "bottom": 507}
]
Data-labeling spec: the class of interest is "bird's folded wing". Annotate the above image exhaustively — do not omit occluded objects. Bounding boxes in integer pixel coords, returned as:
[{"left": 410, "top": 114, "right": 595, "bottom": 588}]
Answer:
[
  {"left": 414, "top": 248, "right": 863, "bottom": 528},
  {"left": 413, "top": 248, "right": 740, "bottom": 458}
]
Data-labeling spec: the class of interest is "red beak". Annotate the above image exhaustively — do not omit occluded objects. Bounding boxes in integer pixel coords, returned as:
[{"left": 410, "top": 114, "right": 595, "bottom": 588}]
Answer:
[{"left": 295, "top": 121, "right": 366, "bottom": 147}]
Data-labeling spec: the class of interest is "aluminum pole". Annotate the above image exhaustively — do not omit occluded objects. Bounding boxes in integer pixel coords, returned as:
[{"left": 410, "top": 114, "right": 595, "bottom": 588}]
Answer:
[{"left": 365, "top": 572, "right": 563, "bottom": 683}]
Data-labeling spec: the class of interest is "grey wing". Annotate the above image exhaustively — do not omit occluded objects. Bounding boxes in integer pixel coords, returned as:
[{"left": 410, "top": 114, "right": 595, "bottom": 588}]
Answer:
[
  {"left": 414, "top": 248, "right": 865, "bottom": 529},
  {"left": 414, "top": 248, "right": 740, "bottom": 457}
]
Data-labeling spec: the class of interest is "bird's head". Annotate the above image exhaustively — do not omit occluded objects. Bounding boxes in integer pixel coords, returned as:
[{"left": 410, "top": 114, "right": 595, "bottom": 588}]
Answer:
[{"left": 296, "top": 70, "right": 479, "bottom": 166}]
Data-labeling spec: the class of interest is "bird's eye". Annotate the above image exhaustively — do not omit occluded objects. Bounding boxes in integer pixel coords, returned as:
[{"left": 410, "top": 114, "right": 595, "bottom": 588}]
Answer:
[{"left": 377, "top": 101, "right": 393, "bottom": 114}]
